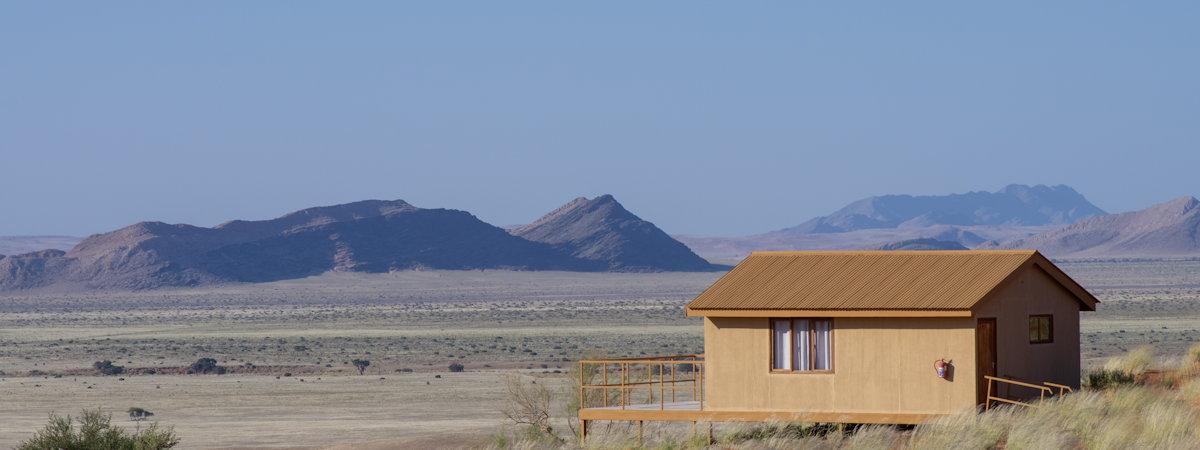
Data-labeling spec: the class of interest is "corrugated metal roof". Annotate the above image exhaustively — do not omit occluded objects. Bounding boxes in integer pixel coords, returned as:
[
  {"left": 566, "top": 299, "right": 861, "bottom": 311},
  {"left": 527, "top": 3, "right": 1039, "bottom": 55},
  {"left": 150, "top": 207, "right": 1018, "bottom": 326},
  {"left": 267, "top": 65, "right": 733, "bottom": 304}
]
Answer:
[{"left": 686, "top": 250, "right": 1040, "bottom": 311}]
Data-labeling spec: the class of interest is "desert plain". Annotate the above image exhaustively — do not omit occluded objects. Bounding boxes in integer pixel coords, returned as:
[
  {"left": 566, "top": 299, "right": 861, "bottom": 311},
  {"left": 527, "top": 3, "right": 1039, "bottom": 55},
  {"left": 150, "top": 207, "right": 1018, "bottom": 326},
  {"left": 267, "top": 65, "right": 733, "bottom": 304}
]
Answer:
[{"left": 2, "top": 260, "right": 1199, "bottom": 448}]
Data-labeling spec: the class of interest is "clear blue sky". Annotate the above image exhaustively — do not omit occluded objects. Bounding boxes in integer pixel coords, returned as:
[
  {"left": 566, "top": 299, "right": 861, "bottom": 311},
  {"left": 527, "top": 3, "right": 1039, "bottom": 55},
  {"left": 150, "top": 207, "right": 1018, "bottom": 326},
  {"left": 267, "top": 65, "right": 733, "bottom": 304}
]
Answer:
[{"left": 2, "top": 2, "right": 1197, "bottom": 237}]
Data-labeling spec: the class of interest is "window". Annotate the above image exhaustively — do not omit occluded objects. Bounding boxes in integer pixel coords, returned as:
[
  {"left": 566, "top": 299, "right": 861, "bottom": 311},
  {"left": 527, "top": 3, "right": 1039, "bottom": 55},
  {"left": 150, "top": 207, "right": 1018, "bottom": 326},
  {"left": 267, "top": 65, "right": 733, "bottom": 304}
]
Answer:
[
  {"left": 1029, "top": 314, "right": 1053, "bottom": 344},
  {"left": 770, "top": 318, "right": 832, "bottom": 372}
]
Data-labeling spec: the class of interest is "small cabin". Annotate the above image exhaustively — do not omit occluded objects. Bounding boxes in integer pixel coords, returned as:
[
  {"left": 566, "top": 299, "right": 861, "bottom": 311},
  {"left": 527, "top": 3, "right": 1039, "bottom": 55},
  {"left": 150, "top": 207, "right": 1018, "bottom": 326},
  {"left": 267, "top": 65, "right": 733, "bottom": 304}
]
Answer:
[{"left": 578, "top": 250, "right": 1097, "bottom": 436}]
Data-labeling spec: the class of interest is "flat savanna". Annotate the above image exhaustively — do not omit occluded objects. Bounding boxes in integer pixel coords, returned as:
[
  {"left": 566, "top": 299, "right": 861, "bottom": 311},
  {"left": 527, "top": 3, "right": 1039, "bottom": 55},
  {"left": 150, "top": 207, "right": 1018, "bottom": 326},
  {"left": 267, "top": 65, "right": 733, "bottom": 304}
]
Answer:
[{"left": 1, "top": 261, "right": 1197, "bottom": 448}]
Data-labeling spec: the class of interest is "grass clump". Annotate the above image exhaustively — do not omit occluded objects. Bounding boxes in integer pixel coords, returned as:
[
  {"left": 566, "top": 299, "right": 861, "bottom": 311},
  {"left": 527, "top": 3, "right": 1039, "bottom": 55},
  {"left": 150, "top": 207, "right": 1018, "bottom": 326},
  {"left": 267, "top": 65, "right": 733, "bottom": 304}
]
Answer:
[
  {"left": 1084, "top": 368, "right": 1137, "bottom": 390},
  {"left": 1102, "top": 345, "right": 1155, "bottom": 376},
  {"left": 1186, "top": 343, "right": 1200, "bottom": 367}
]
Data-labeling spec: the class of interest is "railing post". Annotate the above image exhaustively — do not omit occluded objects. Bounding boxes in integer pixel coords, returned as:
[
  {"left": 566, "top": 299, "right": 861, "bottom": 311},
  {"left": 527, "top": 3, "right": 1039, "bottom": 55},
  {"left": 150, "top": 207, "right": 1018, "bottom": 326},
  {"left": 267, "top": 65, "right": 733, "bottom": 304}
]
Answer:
[
  {"left": 671, "top": 362, "right": 677, "bottom": 403},
  {"left": 647, "top": 364, "right": 653, "bottom": 405},
  {"left": 985, "top": 377, "right": 993, "bottom": 411},
  {"left": 602, "top": 363, "right": 608, "bottom": 408},
  {"left": 620, "top": 362, "right": 627, "bottom": 409},
  {"left": 660, "top": 361, "right": 665, "bottom": 410}
]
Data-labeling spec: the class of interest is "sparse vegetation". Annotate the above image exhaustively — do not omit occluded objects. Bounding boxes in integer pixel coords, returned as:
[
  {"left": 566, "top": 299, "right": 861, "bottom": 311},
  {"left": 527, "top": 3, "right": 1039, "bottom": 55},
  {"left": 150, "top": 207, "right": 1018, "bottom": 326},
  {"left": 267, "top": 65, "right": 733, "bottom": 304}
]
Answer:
[
  {"left": 17, "top": 409, "right": 179, "bottom": 450},
  {"left": 448, "top": 362, "right": 465, "bottom": 373}
]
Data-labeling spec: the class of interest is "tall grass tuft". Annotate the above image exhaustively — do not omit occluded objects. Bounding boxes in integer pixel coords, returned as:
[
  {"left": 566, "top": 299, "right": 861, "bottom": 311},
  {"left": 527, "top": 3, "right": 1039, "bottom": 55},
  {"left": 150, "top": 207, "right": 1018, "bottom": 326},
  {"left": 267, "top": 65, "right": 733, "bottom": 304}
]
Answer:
[
  {"left": 1103, "top": 345, "right": 1155, "bottom": 375},
  {"left": 1186, "top": 343, "right": 1200, "bottom": 367}
]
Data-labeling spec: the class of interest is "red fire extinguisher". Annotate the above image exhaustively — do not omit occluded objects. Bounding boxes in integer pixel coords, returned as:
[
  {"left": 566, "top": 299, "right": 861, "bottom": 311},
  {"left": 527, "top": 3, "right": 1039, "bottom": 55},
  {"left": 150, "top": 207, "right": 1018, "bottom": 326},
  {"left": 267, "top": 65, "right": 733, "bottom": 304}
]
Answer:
[{"left": 935, "top": 359, "right": 951, "bottom": 378}]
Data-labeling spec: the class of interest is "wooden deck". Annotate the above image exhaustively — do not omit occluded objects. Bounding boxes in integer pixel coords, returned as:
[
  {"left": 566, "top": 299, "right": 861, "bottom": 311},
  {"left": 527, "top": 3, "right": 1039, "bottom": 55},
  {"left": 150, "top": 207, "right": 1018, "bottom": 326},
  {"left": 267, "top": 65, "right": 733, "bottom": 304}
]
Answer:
[
  {"left": 578, "top": 353, "right": 941, "bottom": 444},
  {"left": 580, "top": 402, "right": 938, "bottom": 424}
]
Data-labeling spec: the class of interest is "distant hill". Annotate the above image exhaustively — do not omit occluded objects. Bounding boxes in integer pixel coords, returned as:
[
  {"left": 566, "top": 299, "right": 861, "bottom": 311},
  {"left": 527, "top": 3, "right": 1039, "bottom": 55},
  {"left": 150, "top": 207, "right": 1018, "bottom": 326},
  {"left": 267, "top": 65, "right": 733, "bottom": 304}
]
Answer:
[
  {"left": 0, "top": 200, "right": 611, "bottom": 291},
  {"left": 783, "top": 184, "right": 1105, "bottom": 234},
  {"left": 512, "top": 195, "right": 722, "bottom": 271},
  {"left": 0, "top": 196, "right": 722, "bottom": 291},
  {"left": 676, "top": 184, "right": 1096, "bottom": 262},
  {"left": 994, "top": 196, "right": 1200, "bottom": 257},
  {"left": 0, "top": 236, "right": 81, "bottom": 255},
  {"left": 875, "top": 238, "right": 968, "bottom": 251}
]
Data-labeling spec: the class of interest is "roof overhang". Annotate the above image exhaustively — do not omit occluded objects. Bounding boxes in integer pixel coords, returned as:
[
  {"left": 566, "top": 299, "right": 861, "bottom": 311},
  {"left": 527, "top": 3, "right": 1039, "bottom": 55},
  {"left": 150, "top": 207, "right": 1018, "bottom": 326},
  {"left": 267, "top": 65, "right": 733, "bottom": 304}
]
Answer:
[{"left": 685, "top": 308, "right": 972, "bottom": 318}]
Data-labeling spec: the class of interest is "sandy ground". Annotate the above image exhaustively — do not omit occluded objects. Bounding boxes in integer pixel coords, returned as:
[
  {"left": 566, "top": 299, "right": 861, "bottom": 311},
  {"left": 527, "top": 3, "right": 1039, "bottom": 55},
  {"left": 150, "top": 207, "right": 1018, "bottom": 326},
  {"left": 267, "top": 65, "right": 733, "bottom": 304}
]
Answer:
[{"left": 0, "top": 372, "right": 568, "bottom": 449}]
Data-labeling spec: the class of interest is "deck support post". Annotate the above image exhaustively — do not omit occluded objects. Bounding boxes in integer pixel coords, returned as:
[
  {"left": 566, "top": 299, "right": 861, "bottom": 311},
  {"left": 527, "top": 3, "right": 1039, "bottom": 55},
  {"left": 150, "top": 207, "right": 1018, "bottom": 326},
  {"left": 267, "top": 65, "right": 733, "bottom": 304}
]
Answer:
[
  {"left": 708, "top": 422, "right": 714, "bottom": 445},
  {"left": 637, "top": 420, "right": 644, "bottom": 446},
  {"left": 579, "top": 419, "right": 588, "bottom": 444}
]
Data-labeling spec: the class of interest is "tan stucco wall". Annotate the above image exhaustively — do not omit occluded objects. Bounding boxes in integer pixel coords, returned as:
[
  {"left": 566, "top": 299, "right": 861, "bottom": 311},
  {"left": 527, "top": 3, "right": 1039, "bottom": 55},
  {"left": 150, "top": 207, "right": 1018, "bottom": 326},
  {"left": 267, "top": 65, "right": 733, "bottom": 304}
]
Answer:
[
  {"left": 703, "top": 316, "right": 978, "bottom": 414},
  {"left": 972, "top": 263, "right": 1083, "bottom": 394},
  {"left": 701, "top": 263, "right": 1085, "bottom": 414}
]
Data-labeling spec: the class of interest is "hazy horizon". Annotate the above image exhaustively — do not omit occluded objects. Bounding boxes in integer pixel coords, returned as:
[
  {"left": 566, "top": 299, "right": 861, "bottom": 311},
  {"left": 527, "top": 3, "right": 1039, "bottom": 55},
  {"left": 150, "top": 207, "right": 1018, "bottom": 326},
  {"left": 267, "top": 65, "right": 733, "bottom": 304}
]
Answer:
[{"left": 3, "top": 2, "right": 1198, "bottom": 237}]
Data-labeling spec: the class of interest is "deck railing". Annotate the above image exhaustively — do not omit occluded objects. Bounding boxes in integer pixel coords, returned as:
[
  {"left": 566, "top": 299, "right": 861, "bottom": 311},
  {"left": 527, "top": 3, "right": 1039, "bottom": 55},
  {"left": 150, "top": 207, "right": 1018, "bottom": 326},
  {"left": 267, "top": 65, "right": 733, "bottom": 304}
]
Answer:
[
  {"left": 984, "top": 375, "right": 1073, "bottom": 410},
  {"left": 579, "top": 354, "right": 704, "bottom": 411}
]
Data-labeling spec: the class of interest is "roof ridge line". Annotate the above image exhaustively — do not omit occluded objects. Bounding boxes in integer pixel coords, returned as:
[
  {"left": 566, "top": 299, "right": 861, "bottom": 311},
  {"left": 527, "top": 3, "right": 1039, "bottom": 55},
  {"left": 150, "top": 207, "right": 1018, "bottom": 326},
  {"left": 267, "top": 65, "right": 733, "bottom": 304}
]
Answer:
[{"left": 749, "top": 249, "right": 1037, "bottom": 255}]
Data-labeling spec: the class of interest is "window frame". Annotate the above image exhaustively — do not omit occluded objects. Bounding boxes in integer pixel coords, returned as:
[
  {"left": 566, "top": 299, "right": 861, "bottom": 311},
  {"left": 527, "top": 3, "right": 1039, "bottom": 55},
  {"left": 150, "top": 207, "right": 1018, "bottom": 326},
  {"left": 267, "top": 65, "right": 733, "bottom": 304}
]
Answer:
[
  {"left": 1028, "top": 314, "right": 1054, "bottom": 344},
  {"left": 769, "top": 318, "right": 834, "bottom": 374}
]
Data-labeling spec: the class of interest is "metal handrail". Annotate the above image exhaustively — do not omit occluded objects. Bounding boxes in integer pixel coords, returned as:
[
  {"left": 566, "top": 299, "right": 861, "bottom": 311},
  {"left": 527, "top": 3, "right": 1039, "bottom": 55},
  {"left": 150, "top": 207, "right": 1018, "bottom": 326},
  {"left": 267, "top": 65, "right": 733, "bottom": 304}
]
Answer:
[
  {"left": 983, "top": 375, "right": 1057, "bottom": 411},
  {"left": 579, "top": 355, "right": 704, "bottom": 411},
  {"left": 578, "top": 354, "right": 704, "bottom": 363},
  {"left": 1042, "top": 381, "right": 1074, "bottom": 396}
]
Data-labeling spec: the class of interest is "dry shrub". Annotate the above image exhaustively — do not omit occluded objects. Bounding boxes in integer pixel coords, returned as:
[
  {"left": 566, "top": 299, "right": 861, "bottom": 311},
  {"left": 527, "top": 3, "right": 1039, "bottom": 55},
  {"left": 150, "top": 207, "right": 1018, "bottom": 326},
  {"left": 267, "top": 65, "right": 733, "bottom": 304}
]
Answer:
[{"left": 500, "top": 374, "right": 558, "bottom": 443}]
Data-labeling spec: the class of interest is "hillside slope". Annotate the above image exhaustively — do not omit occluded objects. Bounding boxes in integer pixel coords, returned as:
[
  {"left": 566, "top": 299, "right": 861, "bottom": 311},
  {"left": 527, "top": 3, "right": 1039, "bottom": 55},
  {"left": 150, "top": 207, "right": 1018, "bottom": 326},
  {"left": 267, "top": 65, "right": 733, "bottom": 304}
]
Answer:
[{"left": 512, "top": 195, "right": 721, "bottom": 271}]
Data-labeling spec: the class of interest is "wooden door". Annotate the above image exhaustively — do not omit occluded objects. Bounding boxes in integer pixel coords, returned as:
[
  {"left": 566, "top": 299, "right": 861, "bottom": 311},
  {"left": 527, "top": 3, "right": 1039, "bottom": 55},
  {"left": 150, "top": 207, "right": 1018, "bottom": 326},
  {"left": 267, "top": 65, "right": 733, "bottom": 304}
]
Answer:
[{"left": 975, "top": 318, "right": 997, "bottom": 406}]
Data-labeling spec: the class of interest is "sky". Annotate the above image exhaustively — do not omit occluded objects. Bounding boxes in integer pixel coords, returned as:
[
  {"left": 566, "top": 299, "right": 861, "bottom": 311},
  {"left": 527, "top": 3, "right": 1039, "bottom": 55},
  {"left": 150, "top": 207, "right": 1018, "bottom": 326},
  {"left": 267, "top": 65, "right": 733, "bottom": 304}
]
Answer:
[{"left": 2, "top": 2, "right": 1198, "bottom": 237}]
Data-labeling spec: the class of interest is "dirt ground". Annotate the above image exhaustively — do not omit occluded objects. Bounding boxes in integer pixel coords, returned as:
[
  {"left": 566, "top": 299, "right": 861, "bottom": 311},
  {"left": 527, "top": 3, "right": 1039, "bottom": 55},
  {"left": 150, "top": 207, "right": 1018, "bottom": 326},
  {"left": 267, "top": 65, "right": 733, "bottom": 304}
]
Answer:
[
  {"left": 0, "top": 371, "right": 570, "bottom": 449},
  {"left": 1, "top": 262, "right": 1198, "bottom": 448}
]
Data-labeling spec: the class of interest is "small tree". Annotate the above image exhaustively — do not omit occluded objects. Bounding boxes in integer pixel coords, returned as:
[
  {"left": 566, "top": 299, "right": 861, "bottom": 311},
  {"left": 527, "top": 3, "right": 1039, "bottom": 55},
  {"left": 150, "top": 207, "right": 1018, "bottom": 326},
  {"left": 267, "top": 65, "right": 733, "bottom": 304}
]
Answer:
[
  {"left": 128, "top": 407, "right": 154, "bottom": 421},
  {"left": 448, "top": 362, "right": 465, "bottom": 373},
  {"left": 352, "top": 359, "right": 370, "bottom": 375},
  {"left": 188, "top": 358, "right": 226, "bottom": 375}
]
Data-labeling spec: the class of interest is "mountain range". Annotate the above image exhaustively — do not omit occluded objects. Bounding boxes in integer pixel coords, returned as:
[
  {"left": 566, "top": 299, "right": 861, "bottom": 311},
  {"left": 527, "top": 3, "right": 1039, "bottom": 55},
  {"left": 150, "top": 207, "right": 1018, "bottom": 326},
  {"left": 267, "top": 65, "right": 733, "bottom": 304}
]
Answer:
[
  {"left": 6, "top": 184, "right": 1200, "bottom": 291},
  {"left": 676, "top": 184, "right": 1102, "bottom": 261},
  {"left": 678, "top": 184, "right": 1200, "bottom": 262},
  {"left": 783, "top": 184, "right": 1106, "bottom": 234},
  {"left": 991, "top": 196, "right": 1200, "bottom": 258},
  {"left": 0, "top": 196, "right": 722, "bottom": 291}
]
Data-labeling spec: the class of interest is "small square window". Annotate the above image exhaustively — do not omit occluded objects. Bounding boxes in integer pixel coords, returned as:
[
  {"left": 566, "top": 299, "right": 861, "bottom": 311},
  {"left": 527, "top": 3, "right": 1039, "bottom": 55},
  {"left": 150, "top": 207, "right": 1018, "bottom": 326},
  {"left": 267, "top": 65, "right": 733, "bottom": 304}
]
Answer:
[{"left": 1029, "top": 315, "right": 1053, "bottom": 344}]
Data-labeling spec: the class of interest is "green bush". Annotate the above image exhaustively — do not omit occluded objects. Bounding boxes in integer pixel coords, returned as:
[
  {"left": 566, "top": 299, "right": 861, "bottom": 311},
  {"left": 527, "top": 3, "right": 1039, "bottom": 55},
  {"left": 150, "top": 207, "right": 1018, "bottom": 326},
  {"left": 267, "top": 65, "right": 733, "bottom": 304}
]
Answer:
[
  {"left": 1084, "top": 369, "right": 1137, "bottom": 390},
  {"left": 17, "top": 409, "right": 179, "bottom": 450}
]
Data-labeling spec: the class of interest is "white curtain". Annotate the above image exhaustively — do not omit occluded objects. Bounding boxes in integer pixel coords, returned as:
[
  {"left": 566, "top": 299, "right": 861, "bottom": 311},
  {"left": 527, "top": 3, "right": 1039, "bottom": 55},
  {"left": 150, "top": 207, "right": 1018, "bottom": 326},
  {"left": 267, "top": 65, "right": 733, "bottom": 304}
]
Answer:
[
  {"left": 772, "top": 320, "right": 791, "bottom": 370},
  {"left": 793, "top": 319, "right": 811, "bottom": 371},
  {"left": 813, "top": 320, "right": 831, "bottom": 370}
]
